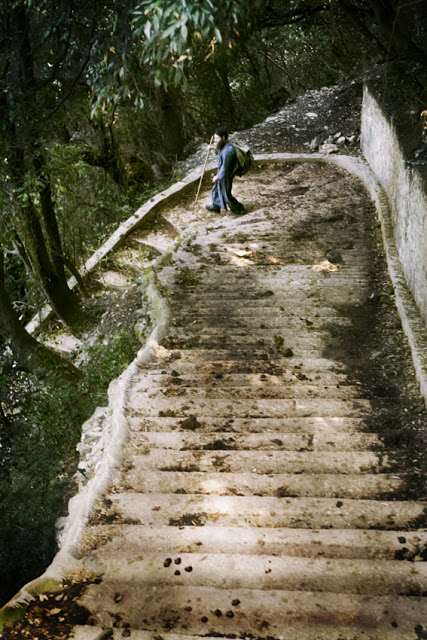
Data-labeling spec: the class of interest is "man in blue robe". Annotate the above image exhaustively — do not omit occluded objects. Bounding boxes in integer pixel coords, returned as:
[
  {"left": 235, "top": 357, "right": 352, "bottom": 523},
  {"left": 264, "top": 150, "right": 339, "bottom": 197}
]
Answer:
[{"left": 205, "top": 127, "right": 246, "bottom": 214}]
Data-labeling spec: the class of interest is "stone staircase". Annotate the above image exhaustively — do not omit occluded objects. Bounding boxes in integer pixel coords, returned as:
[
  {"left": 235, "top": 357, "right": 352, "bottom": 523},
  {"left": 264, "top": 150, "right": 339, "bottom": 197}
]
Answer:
[
  {"left": 66, "top": 162, "right": 427, "bottom": 640},
  {"left": 5, "top": 161, "right": 427, "bottom": 640}
]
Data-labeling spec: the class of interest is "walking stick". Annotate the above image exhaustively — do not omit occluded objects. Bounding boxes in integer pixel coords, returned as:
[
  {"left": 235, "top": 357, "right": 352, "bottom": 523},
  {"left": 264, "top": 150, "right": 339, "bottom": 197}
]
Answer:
[{"left": 194, "top": 135, "right": 214, "bottom": 204}]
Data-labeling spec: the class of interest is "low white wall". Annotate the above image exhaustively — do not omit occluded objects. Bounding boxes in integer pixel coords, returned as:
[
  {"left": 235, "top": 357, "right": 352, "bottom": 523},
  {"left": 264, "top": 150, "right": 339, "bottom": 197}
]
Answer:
[{"left": 361, "top": 86, "right": 427, "bottom": 326}]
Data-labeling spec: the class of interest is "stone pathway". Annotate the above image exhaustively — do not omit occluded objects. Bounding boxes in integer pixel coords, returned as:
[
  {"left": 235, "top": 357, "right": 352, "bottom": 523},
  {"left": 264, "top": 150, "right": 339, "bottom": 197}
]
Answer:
[{"left": 5, "top": 160, "right": 427, "bottom": 639}]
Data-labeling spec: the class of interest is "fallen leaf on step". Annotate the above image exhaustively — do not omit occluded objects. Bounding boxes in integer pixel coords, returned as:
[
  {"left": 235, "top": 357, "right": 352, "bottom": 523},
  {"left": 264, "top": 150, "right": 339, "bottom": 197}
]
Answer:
[{"left": 312, "top": 259, "right": 339, "bottom": 272}]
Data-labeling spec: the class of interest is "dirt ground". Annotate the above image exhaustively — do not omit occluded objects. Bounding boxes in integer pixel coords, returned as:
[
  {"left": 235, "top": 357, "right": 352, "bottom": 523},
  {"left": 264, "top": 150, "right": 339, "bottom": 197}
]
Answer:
[{"left": 177, "top": 80, "right": 364, "bottom": 177}]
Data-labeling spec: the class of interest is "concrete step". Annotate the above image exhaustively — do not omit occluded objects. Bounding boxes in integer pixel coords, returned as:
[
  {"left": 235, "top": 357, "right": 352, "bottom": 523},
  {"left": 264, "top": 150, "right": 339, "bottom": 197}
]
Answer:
[
  {"left": 99, "top": 493, "right": 427, "bottom": 530},
  {"left": 137, "top": 215, "right": 178, "bottom": 252},
  {"left": 70, "top": 624, "right": 425, "bottom": 640},
  {"left": 169, "top": 261, "right": 363, "bottom": 275},
  {"left": 150, "top": 347, "right": 382, "bottom": 369},
  {"left": 121, "top": 468, "right": 404, "bottom": 499},
  {"left": 80, "top": 524, "right": 427, "bottom": 561},
  {"left": 163, "top": 325, "right": 349, "bottom": 338},
  {"left": 160, "top": 332, "right": 338, "bottom": 349},
  {"left": 169, "top": 292, "right": 368, "bottom": 306},
  {"left": 136, "top": 356, "right": 350, "bottom": 375},
  {"left": 169, "top": 305, "right": 377, "bottom": 320},
  {"left": 142, "top": 370, "right": 353, "bottom": 388},
  {"left": 80, "top": 551, "right": 427, "bottom": 597},
  {"left": 75, "top": 585, "right": 427, "bottom": 636},
  {"left": 167, "top": 284, "right": 370, "bottom": 301},
  {"left": 170, "top": 315, "right": 356, "bottom": 330},
  {"left": 127, "top": 395, "right": 376, "bottom": 419},
  {"left": 127, "top": 415, "right": 367, "bottom": 434},
  {"left": 165, "top": 325, "right": 361, "bottom": 339},
  {"left": 162, "top": 279, "right": 369, "bottom": 297},
  {"left": 159, "top": 263, "right": 369, "bottom": 278},
  {"left": 125, "top": 447, "right": 389, "bottom": 475},
  {"left": 129, "top": 430, "right": 385, "bottom": 451},
  {"left": 136, "top": 383, "right": 363, "bottom": 401},
  {"left": 161, "top": 201, "right": 221, "bottom": 232}
]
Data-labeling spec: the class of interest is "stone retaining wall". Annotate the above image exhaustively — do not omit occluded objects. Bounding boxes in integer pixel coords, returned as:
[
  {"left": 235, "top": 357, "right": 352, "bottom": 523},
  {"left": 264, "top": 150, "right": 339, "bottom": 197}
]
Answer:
[{"left": 361, "top": 86, "right": 427, "bottom": 327}]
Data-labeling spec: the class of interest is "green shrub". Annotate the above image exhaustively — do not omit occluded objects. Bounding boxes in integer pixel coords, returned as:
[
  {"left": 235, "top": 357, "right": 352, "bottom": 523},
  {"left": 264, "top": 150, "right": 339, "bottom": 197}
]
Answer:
[{"left": 0, "top": 326, "right": 140, "bottom": 606}]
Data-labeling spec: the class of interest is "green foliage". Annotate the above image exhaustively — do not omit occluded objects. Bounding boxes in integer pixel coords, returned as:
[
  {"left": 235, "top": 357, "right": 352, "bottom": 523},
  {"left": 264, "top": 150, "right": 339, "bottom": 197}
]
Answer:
[
  {"left": 79, "top": 330, "right": 140, "bottom": 405},
  {"left": 0, "top": 325, "right": 140, "bottom": 606},
  {"left": 132, "top": 0, "right": 264, "bottom": 88}
]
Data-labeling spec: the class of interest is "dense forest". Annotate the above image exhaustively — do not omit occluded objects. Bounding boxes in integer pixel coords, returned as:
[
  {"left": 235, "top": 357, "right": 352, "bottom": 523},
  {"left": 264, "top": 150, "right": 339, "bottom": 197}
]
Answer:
[{"left": 1, "top": 0, "right": 426, "bottom": 606}]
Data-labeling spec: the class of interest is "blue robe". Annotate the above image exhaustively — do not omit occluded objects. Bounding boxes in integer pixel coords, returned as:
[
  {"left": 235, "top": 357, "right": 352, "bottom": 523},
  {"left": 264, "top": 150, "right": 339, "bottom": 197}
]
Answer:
[{"left": 211, "top": 142, "right": 243, "bottom": 211}]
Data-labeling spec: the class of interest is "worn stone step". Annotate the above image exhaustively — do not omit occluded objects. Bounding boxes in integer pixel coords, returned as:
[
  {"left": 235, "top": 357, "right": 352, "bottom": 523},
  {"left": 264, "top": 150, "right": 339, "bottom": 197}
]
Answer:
[
  {"left": 143, "top": 370, "right": 353, "bottom": 388},
  {"left": 121, "top": 468, "right": 403, "bottom": 499},
  {"left": 170, "top": 315, "right": 357, "bottom": 331},
  {"left": 136, "top": 383, "right": 362, "bottom": 401},
  {"left": 170, "top": 305, "right": 376, "bottom": 320},
  {"left": 160, "top": 263, "right": 369, "bottom": 278},
  {"left": 152, "top": 347, "right": 381, "bottom": 369},
  {"left": 163, "top": 281, "right": 369, "bottom": 298},
  {"left": 125, "top": 448, "right": 389, "bottom": 475},
  {"left": 168, "top": 284, "right": 369, "bottom": 301},
  {"left": 127, "top": 395, "right": 375, "bottom": 418},
  {"left": 80, "top": 551, "right": 427, "bottom": 597},
  {"left": 101, "top": 493, "right": 426, "bottom": 530},
  {"left": 136, "top": 214, "right": 178, "bottom": 252},
  {"left": 170, "top": 292, "right": 368, "bottom": 307},
  {"left": 136, "top": 355, "right": 350, "bottom": 374},
  {"left": 75, "top": 585, "right": 427, "bottom": 636},
  {"left": 129, "top": 430, "right": 384, "bottom": 451},
  {"left": 166, "top": 325, "right": 362, "bottom": 339},
  {"left": 70, "top": 625, "right": 424, "bottom": 640},
  {"left": 159, "top": 267, "right": 368, "bottom": 283},
  {"left": 80, "top": 524, "right": 427, "bottom": 561},
  {"left": 160, "top": 332, "right": 339, "bottom": 350},
  {"left": 164, "top": 325, "right": 349, "bottom": 337},
  {"left": 166, "top": 270, "right": 366, "bottom": 286},
  {"left": 127, "top": 415, "right": 367, "bottom": 434}
]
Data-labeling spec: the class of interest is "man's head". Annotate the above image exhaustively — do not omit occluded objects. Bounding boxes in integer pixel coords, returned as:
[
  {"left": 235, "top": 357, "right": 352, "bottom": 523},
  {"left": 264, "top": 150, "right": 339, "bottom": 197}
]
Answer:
[{"left": 214, "top": 127, "right": 228, "bottom": 151}]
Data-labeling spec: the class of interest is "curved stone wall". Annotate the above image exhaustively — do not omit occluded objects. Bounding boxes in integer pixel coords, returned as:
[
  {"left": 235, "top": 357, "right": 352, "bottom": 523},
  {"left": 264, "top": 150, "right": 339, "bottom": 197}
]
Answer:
[{"left": 361, "top": 86, "right": 427, "bottom": 327}]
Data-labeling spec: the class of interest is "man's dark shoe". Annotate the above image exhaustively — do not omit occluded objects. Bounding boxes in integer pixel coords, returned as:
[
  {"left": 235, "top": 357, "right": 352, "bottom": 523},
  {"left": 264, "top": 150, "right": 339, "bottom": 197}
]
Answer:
[
  {"left": 205, "top": 204, "right": 221, "bottom": 212},
  {"left": 231, "top": 206, "right": 246, "bottom": 215}
]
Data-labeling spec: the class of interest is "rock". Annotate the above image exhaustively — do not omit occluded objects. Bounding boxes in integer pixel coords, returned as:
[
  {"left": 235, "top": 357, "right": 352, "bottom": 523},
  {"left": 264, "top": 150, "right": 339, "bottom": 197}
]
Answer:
[{"left": 319, "top": 143, "right": 339, "bottom": 155}]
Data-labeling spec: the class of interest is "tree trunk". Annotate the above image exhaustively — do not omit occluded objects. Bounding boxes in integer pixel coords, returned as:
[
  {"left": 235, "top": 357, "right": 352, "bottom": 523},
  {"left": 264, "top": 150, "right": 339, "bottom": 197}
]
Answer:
[
  {"left": 367, "top": 0, "right": 424, "bottom": 59},
  {"left": 0, "top": 400, "right": 8, "bottom": 433},
  {"left": 19, "top": 197, "right": 85, "bottom": 333},
  {"left": 6, "top": 3, "right": 86, "bottom": 333},
  {"left": 34, "top": 154, "right": 89, "bottom": 298},
  {"left": 0, "top": 250, "right": 80, "bottom": 378},
  {"left": 0, "top": 252, "right": 50, "bottom": 370},
  {"left": 158, "top": 87, "right": 186, "bottom": 159},
  {"left": 83, "top": 115, "right": 128, "bottom": 188},
  {"left": 215, "top": 62, "right": 236, "bottom": 128},
  {"left": 8, "top": 135, "right": 86, "bottom": 333}
]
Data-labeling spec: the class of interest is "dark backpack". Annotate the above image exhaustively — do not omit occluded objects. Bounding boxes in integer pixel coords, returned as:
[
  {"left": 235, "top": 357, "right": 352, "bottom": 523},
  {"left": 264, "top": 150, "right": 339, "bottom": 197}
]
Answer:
[{"left": 233, "top": 144, "right": 254, "bottom": 177}]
